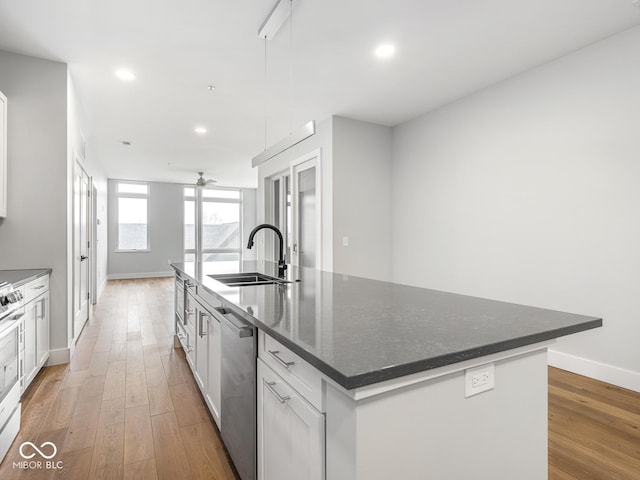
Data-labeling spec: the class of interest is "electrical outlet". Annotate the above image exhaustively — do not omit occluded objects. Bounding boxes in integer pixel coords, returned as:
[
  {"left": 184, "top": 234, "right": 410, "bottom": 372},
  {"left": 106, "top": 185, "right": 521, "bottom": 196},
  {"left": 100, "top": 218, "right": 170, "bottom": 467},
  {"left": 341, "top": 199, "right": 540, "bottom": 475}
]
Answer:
[
  {"left": 342, "top": 236, "right": 349, "bottom": 247},
  {"left": 472, "top": 371, "right": 491, "bottom": 388},
  {"left": 465, "top": 363, "right": 495, "bottom": 398}
]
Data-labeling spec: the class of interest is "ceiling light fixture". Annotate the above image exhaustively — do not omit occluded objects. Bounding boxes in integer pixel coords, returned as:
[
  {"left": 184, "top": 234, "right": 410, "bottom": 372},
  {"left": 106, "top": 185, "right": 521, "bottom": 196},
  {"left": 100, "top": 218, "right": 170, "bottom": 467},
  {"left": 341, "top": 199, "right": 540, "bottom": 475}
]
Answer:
[
  {"left": 252, "top": 0, "right": 315, "bottom": 168},
  {"left": 374, "top": 44, "right": 396, "bottom": 58},
  {"left": 258, "top": 0, "right": 299, "bottom": 40},
  {"left": 194, "top": 127, "right": 208, "bottom": 134},
  {"left": 115, "top": 69, "right": 136, "bottom": 81}
]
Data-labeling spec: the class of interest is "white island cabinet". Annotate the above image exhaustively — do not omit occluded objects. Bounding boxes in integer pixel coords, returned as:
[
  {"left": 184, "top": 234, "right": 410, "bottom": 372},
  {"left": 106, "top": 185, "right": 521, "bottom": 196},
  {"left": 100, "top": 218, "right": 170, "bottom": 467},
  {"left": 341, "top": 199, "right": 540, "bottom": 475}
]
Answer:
[
  {"left": 257, "top": 330, "right": 550, "bottom": 480},
  {"left": 0, "top": 89, "right": 7, "bottom": 217},
  {"left": 257, "top": 331, "right": 325, "bottom": 480},
  {"left": 204, "top": 311, "right": 221, "bottom": 425},
  {"left": 170, "top": 261, "right": 600, "bottom": 480},
  {"left": 193, "top": 296, "right": 222, "bottom": 427},
  {"left": 180, "top": 285, "right": 222, "bottom": 428}
]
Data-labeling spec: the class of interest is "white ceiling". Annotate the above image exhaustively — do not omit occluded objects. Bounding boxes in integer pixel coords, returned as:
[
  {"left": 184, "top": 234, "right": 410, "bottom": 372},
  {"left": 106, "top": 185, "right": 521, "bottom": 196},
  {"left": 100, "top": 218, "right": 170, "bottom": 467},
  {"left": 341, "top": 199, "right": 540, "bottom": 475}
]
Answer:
[{"left": 0, "top": 0, "right": 638, "bottom": 187}]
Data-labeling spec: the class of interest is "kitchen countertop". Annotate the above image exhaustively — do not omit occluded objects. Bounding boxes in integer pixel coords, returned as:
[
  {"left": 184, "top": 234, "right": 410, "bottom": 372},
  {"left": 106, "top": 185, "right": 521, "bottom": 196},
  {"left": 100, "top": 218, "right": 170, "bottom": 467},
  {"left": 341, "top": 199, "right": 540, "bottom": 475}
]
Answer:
[
  {"left": 171, "top": 261, "right": 601, "bottom": 390},
  {"left": 0, "top": 268, "right": 51, "bottom": 287}
]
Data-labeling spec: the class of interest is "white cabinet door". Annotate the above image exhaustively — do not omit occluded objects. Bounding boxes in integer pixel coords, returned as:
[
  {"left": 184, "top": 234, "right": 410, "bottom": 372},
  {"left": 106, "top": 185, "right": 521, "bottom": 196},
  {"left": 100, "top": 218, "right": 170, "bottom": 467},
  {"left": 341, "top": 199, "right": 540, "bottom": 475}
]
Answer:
[
  {"left": 183, "top": 292, "right": 197, "bottom": 369},
  {"left": 36, "top": 292, "right": 50, "bottom": 367},
  {"left": 0, "top": 90, "right": 6, "bottom": 218},
  {"left": 257, "top": 359, "right": 325, "bottom": 480},
  {"left": 206, "top": 315, "right": 221, "bottom": 426},
  {"left": 22, "top": 300, "right": 37, "bottom": 390},
  {"left": 194, "top": 308, "right": 208, "bottom": 391}
]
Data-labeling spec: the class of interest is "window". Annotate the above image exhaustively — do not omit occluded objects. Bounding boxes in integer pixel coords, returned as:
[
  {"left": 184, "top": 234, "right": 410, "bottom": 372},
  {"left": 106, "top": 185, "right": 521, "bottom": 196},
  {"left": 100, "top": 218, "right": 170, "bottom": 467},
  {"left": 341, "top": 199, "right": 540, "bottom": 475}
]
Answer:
[
  {"left": 117, "top": 182, "right": 149, "bottom": 250},
  {"left": 184, "top": 187, "right": 242, "bottom": 266}
]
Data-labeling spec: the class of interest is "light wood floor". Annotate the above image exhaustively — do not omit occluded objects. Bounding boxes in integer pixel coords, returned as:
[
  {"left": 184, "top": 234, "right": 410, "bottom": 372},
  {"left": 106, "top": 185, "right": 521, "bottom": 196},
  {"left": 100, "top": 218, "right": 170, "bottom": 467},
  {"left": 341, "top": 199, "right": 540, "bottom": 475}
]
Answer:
[
  {"left": 549, "top": 366, "right": 640, "bottom": 480},
  {"left": 1, "top": 278, "right": 639, "bottom": 479},
  {"left": 0, "top": 278, "right": 237, "bottom": 480}
]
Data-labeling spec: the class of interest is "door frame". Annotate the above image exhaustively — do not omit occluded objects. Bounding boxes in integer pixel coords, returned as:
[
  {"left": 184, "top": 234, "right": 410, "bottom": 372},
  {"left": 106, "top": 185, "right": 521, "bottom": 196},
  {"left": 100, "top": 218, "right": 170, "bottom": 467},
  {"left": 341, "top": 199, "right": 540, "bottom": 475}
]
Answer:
[
  {"left": 263, "top": 148, "right": 322, "bottom": 269},
  {"left": 264, "top": 171, "right": 290, "bottom": 264},
  {"left": 90, "top": 184, "right": 98, "bottom": 305},
  {"left": 72, "top": 157, "right": 91, "bottom": 344},
  {"left": 290, "top": 150, "right": 322, "bottom": 269}
]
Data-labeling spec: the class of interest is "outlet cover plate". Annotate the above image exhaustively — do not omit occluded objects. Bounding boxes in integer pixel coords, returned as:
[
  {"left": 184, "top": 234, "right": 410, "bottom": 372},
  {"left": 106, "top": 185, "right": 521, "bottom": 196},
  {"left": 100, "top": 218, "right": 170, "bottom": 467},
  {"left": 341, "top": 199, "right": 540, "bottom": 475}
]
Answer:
[{"left": 465, "top": 363, "right": 495, "bottom": 398}]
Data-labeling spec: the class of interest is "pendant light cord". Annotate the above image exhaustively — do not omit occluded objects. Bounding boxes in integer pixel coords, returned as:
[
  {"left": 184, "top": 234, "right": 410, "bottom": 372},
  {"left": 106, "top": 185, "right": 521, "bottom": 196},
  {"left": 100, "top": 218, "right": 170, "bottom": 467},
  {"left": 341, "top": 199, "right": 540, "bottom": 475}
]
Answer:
[
  {"left": 289, "top": 0, "right": 293, "bottom": 134},
  {"left": 264, "top": 35, "right": 267, "bottom": 151}
]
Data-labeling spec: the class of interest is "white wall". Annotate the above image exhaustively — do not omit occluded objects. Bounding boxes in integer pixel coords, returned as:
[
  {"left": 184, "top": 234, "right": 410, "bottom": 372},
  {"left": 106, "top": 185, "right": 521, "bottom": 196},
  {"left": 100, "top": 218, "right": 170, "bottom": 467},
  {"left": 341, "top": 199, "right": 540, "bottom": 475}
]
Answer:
[
  {"left": 391, "top": 26, "right": 640, "bottom": 391},
  {"left": 94, "top": 177, "right": 108, "bottom": 295},
  {"left": 107, "top": 179, "right": 183, "bottom": 278},
  {"left": 332, "top": 116, "right": 392, "bottom": 281},
  {"left": 0, "top": 51, "right": 69, "bottom": 353},
  {"left": 67, "top": 71, "right": 108, "bottom": 336},
  {"left": 256, "top": 116, "right": 394, "bottom": 279}
]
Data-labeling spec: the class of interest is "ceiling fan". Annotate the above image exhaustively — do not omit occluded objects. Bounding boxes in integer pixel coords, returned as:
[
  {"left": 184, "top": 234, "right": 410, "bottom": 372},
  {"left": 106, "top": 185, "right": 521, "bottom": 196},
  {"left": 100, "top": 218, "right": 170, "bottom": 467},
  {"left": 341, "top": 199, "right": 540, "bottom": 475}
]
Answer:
[{"left": 191, "top": 171, "right": 216, "bottom": 188}]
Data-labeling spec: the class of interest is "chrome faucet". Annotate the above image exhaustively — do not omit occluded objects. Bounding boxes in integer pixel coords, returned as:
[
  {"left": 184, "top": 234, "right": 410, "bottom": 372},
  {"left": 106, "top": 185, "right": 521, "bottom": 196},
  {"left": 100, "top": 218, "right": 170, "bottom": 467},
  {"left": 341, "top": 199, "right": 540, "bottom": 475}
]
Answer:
[{"left": 247, "top": 224, "right": 287, "bottom": 279}]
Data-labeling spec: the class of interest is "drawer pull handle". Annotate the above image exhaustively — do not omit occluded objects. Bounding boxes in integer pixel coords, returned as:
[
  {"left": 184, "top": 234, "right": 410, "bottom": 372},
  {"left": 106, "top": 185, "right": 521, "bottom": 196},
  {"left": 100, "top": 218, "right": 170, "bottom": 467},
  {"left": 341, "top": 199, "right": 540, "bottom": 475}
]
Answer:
[
  {"left": 265, "top": 381, "right": 290, "bottom": 404},
  {"left": 198, "top": 312, "right": 210, "bottom": 338},
  {"left": 268, "top": 350, "right": 295, "bottom": 369},
  {"left": 32, "top": 285, "right": 45, "bottom": 290}
]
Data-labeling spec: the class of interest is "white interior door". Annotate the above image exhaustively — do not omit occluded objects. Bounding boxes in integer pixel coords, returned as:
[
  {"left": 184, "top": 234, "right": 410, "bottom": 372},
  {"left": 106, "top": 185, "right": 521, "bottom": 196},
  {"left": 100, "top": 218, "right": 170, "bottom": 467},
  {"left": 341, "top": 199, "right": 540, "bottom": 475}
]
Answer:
[
  {"left": 291, "top": 157, "right": 320, "bottom": 269},
  {"left": 73, "top": 160, "right": 90, "bottom": 341}
]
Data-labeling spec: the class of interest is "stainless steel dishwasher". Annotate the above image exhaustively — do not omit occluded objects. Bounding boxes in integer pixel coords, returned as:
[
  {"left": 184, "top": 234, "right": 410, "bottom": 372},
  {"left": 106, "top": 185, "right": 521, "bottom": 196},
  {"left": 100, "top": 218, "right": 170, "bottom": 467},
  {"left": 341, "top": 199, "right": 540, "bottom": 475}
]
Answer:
[{"left": 214, "top": 306, "right": 257, "bottom": 480}]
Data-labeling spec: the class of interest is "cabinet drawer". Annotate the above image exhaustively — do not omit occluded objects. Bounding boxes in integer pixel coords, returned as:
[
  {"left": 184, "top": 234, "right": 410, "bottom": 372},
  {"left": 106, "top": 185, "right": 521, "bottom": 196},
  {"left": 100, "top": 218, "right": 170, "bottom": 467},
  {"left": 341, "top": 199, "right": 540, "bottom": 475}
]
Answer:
[
  {"left": 24, "top": 275, "right": 48, "bottom": 303},
  {"left": 259, "top": 331, "right": 324, "bottom": 411}
]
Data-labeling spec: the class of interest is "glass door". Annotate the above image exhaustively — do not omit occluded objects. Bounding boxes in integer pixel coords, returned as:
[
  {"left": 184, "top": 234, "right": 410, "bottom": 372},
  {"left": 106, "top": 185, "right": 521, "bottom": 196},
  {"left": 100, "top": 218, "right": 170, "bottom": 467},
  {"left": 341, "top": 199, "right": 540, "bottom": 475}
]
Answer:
[
  {"left": 291, "top": 158, "right": 318, "bottom": 269},
  {"left": 268, "top": 174, "right": 292, "bottom": 264}
]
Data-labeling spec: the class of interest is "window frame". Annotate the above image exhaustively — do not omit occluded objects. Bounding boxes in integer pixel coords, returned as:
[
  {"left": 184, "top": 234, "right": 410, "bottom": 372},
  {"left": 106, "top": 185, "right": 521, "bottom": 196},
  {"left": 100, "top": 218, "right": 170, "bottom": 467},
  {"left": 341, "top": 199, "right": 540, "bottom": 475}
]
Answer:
[
  {"left": 184, "top": 186, "right": 243, "bottom": 263},
  {"left": 115, "top": 181, "right": 150, "bottom": 252}
]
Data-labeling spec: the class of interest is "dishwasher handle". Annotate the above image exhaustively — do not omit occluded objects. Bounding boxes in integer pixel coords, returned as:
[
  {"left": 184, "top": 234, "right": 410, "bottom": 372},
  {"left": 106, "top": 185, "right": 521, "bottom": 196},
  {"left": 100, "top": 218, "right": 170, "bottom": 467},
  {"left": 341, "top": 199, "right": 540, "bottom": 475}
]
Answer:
[{"left": 214, "top": 307, "right": 254, "bottom": 338}]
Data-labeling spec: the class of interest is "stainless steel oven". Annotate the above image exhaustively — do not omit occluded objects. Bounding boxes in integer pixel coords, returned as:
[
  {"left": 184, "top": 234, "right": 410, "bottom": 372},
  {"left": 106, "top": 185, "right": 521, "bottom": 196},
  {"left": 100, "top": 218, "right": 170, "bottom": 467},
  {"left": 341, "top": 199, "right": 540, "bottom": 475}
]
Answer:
[{"left": 0, "top": 282, "right": 24, "bottom": 463}]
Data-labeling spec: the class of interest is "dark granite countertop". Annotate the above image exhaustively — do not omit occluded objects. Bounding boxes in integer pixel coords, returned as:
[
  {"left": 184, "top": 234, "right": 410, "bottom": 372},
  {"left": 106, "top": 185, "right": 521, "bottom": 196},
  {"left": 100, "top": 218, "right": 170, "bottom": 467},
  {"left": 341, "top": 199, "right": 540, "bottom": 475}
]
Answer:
[
  {"left": 171, "top": 261, "right": 601, "bottom": 390},
  {"left": 0, "top": 269, "right": 51, "bottom": 287}
]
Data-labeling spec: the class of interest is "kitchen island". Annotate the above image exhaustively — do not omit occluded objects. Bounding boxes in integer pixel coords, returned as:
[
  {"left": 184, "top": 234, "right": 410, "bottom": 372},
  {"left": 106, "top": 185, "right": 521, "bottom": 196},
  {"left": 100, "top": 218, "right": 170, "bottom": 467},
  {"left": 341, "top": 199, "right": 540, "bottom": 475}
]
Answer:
[{"left": 171, "top": 260, "right": 601, "bottom": 480}]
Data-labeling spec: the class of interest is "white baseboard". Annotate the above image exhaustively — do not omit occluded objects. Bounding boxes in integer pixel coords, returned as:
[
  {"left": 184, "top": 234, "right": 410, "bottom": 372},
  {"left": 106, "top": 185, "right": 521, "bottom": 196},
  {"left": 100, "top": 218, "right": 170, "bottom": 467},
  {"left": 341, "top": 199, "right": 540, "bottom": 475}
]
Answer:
[
  {"left": 47, "top": 348, "right": 70, "bottom": 366},
  {"left": 97, "top": 276, "right": 108, "bottom": 300},
  {"left": 107, "top": 271, "right": 174, "bottom": 280},
  {"left": 548, "top": 349, "right": 640, "bottom": 393}
]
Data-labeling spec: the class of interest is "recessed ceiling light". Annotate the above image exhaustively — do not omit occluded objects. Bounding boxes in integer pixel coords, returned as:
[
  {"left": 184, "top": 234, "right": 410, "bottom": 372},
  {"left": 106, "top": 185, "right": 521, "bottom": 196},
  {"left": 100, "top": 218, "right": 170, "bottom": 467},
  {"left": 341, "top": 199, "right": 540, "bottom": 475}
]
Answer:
[
  {"left": 374, "top": 44, "right": 395, "bottom": 59},
  {"left": 194, "top": 127, "right": 208, "bottom": 134},
  {"left": 208, "top": 85, "right": 216, "bottom": 92},
  {"left": 115, "top": 69, "right": 136, "bottom": 81}
]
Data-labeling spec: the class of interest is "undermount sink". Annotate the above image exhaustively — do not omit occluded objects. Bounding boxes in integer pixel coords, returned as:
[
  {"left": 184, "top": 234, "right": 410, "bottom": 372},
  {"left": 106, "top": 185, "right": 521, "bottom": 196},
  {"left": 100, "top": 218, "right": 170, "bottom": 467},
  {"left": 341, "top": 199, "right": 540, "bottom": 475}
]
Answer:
[{"left": 208, "top": 272, "right": 291, "bottom": 287}]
